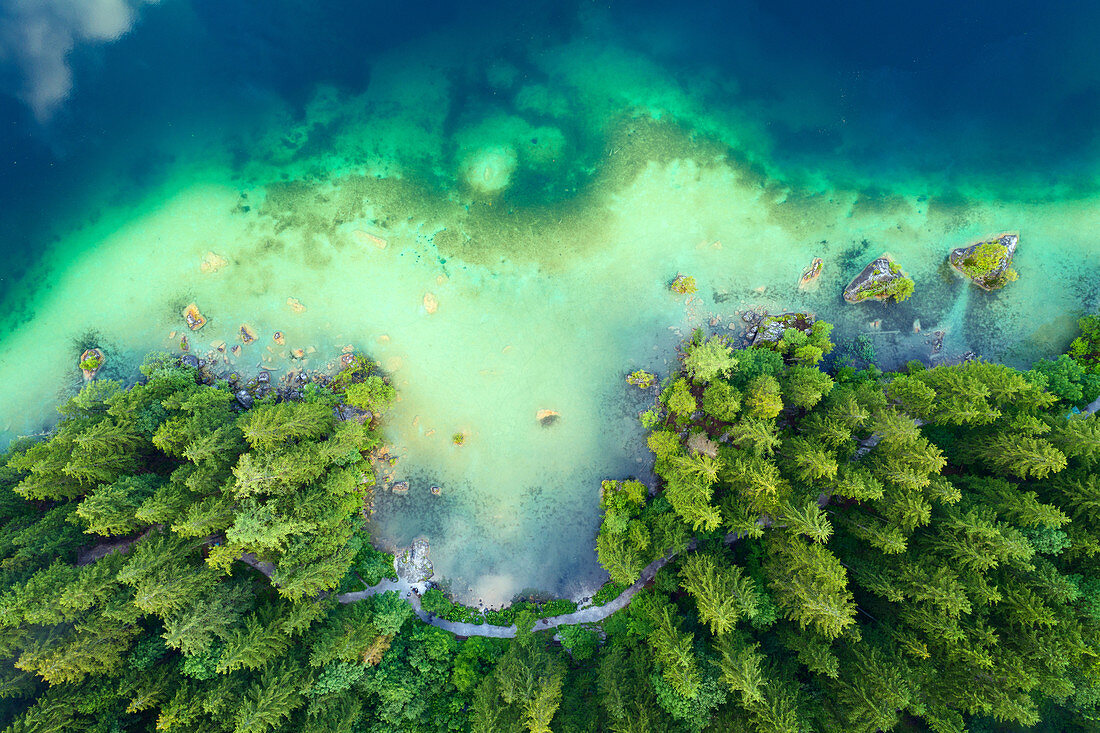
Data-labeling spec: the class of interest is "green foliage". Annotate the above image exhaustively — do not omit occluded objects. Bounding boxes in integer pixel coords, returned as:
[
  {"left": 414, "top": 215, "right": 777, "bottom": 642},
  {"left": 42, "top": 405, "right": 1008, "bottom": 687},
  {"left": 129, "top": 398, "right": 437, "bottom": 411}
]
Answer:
[
  {"left": 742, "top": 375, "right": 783, "bottom": 420},
  {"left": 626, "top": 369, "right": 656, "bottom": 389},
  {"left": 1068, "top": 314, "right": 1100, "bottom": 373},
  {"left": 239, "top": 401, "right": 335, "bottom": 449},
  {"left": 351, "top": 537, "right": 397, "bottom": 585},
  {"left": 9, "top": 328, "right": 1100, "bottom": 733},
  {"left": 662, "top": 378, "right": 697, "bottom": 423},
  {"left": 683, "top": 337, "right": 737, "bottom": 383},
  {"left": 590, "top": 581, "right": 630, "bottom": 606},
  {"left": 558, "top": 624, "right": 600, "bottom": 661},
  {"left": 1029, "top": 354, "right": 1100, "bottom": 406},
  {"left": 669, "top": 274, "right": 697, "bottom": 294},
  {"left": 728, "top": 346, "right": 785, "bottom": 387},
  {"left": 781, "top": 366, "right": 834, "bottom": 410},
  {"left": 343, "top": 375, "right": 395, "bottom": 414},
  {"left": 701, "top": 380, "right": 741, "bottom": 422}
]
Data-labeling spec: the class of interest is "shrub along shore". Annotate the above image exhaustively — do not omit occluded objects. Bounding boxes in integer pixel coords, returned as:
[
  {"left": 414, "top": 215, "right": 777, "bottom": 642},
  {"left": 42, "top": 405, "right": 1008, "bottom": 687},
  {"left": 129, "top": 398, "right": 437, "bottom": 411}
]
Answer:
[{"left": 3, "top": 315, "right": 1100, "bottom": 731}]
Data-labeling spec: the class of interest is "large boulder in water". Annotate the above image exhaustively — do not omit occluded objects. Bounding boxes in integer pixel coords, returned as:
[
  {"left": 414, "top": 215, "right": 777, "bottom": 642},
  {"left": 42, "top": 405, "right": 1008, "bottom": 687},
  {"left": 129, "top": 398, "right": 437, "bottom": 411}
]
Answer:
[
  {"left": 948, "top": 233, "right": 1019, "bottom": 291},
  {"left": 843, "top": 254, "right": 914, "bottom": 304}
]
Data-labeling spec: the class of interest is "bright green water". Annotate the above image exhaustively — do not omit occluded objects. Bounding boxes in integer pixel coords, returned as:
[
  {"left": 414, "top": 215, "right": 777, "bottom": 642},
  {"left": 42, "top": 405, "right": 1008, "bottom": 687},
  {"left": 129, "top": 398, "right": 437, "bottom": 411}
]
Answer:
[{"left": 3, "top": 36, "right": 1099, "bottom": 605}]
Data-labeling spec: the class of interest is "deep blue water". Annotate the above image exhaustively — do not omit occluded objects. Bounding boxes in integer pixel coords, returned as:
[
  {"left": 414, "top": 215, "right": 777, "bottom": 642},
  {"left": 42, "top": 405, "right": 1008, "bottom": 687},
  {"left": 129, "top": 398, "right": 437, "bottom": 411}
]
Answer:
[{"left": 1, "top": 0, "right": 1098, "bottom": 309}]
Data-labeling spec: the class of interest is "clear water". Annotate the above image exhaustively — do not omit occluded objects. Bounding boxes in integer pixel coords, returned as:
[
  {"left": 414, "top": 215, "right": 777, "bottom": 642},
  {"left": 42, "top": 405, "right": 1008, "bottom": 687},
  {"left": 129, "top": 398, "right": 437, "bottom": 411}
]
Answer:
[{"left": 1, "top": 0, "right": 1099, "bottom": 604}]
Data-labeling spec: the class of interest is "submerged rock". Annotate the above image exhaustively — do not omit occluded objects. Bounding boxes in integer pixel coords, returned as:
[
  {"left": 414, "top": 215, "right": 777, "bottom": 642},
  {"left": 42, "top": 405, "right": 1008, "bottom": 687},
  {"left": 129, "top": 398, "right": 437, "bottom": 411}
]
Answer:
[
  {"left": 843, "top": 254, "right": 914, "bottom": 304},
  {"left": 423, "top": 292, "right": 439, "bottom": 314},
  {"left": 948, "top": 232, "right": 1019, "bottom": 291},
  {"left": 199, "top": 251, "right": 229, "bottom": 274},
  {"left": 537, "top": 409, "right": 560, "bottom": 426}
]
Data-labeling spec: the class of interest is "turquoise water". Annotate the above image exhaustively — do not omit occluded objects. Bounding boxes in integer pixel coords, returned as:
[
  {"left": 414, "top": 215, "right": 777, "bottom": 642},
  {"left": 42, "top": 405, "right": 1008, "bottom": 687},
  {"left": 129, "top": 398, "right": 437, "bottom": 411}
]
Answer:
[{"left": 1, "top": 0, "right": 1099, "bottom": 604}]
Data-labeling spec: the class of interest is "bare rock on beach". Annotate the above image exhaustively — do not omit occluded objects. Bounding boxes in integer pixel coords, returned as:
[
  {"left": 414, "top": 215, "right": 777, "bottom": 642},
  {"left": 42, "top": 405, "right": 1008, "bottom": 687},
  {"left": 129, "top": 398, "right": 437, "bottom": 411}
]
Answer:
[{"left": 396, "top": 539, "right": 434, "bottom": 584}]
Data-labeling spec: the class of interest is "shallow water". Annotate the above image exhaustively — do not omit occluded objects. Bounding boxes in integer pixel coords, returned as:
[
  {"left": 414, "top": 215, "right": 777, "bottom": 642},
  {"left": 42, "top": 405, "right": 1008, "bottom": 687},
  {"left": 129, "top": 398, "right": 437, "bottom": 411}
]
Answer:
[{"left": 1, "top": 0, "right": 1099, "bottom": 604}]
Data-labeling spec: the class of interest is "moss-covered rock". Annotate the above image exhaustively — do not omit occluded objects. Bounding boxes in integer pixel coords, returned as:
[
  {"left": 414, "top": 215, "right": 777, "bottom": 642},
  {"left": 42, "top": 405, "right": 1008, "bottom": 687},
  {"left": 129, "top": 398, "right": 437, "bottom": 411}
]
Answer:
[
  {"left": 752, "top": 312, "right": 814, "bottom": 346},
  {"left": 948, "top": 233, "right": 1018, "bottom": 291},
  {"left": 843, "top": 254, "right": 914, "bottom": 304}
]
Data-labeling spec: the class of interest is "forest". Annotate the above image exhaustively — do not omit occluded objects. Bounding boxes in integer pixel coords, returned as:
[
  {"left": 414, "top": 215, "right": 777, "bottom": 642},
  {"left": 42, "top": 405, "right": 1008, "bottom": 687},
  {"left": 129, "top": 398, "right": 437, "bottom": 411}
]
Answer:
[{"left": 2, "top": 316, "right": 1100, "bottom": 732}]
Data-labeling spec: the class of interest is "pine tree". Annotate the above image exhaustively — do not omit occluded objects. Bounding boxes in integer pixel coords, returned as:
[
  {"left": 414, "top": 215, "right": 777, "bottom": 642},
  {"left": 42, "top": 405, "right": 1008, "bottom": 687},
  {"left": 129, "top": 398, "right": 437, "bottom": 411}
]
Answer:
[
  {"left": 976, "top": 433, "right": 1067, "bottom": 479},
  {"left": 715, "top": 632, "right": 766, "bottom": 703},
  {"left": 239, "top": 402, "right": 335, "bottom": 450},
  {"left": 64, "top": 419, "right": 143, "bottom": 485},
  {"left": 647, "top": 604, "right": 700, "bottom": 698},
  {"left": 523, "top": 670, "right": 564, "bottom": 733},
  {"left": 701, "top": 380, "right": 741, "bottom": 422},
  {"left": 781, "top": 366, "right": 834, "bottom": 410},
  {"left": 779, "top": 500, "right": 833, "bottom": 542},
  {"left": 679, "top": 553, "right": 757, "bottom": 635},
  {"left": 162, "top": 581, "right": 249, "bottom": 657},
  {"left": 683, "top": 337, "right": 737, "bottom": 383},
  {"left": 764, "top": 534, "right": 855, "bottom": 639},
  {"left": 725, "top": 417, "right": 780, "bottom": 457},
  {"left": 233, "top": 662, "right": 306, "bottom": 733},
  {"left": 743, "top": 376, "right": 784, "bottom": 420},
  {"left": 781, "top": 437, "right": 837, "bottom": 484},
  {"left": 75, "top": 475, "right": 159, "bottom": 536}
]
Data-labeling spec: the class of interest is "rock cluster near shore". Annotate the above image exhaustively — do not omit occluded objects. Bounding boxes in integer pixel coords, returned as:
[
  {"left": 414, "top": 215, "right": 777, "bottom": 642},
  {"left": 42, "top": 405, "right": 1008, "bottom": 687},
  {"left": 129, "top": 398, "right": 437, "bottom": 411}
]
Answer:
[
  {"left": 949, "top": 232, "right": 1019, "bottom": 291},
  {"left": 751, "top": 312, "right": 815, "bottom": 346}
]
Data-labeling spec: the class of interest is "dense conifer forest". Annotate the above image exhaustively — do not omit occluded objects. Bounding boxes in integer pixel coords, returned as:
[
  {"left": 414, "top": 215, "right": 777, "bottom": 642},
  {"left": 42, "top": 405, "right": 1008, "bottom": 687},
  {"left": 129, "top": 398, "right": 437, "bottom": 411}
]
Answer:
[{"left": 3, "top": 318, "right": 1100, "bottom": 732}]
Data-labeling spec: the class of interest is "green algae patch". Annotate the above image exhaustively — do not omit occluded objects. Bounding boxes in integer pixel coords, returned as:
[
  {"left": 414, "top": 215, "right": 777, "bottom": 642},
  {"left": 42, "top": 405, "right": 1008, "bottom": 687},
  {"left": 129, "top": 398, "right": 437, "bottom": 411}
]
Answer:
[
  {"left": 949, "top": 232, "right": 1019, "bottom": 291},
  {"left": 843, "top": 254, "right": 914, "bottom": 304}
]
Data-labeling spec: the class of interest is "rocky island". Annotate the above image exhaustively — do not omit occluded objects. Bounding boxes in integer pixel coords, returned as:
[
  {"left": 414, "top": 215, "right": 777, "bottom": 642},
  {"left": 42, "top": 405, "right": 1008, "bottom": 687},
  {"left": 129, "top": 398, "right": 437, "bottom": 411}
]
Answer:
[
  {"left": 948, "top": 232, "right": 1019, "bottom": 290},
  {"left": 843, "top": 253, "right": 915, "bottom": 303}
]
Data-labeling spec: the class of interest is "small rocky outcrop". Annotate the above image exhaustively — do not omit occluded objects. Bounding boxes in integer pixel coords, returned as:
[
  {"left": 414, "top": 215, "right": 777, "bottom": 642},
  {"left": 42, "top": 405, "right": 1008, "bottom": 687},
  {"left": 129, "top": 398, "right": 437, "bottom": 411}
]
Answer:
[
  {"left": 948, "top": 233, "right": 1018, "bottom": 291},
  {"left": 669, "top": 274, "right": 697, "bottom": 295},
  {"left": 182, "top": 303, "right": 207, "bottom": 330},
  {"left": 752, "top": 312, "right": 814, "bottom": 346},
  {"left": 843, "top": 254, "right": 914, "bottom": 304},
  {"left": 79, "top": 348, "right": 105, "bottom": 380},
  {"left": 799, "top": 257, "right": 823, "bottom": 289},
  {"left": 536, "top": 409, "right": 560, "bottom": 426}
]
